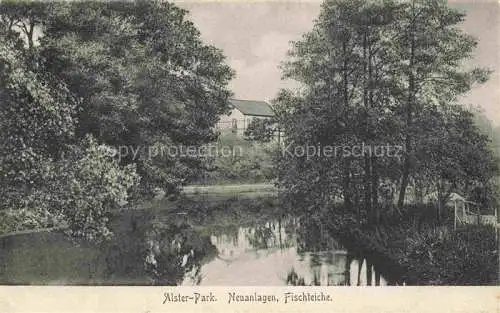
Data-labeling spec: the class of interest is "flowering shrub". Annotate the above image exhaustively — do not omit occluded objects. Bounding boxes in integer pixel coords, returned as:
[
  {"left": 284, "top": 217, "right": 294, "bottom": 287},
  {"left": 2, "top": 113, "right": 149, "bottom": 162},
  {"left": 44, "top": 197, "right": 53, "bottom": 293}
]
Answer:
[{"left": 0, "top": 36, "right": 139, "bottom": 241}]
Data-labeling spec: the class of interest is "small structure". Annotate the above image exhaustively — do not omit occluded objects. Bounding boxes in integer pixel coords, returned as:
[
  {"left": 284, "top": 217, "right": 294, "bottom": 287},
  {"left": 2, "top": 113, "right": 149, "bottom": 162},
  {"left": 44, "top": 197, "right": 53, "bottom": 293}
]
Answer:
[
  {"left": 423, "top": 191, "right": 465, "bottom": 207},
  {"left": 451, "top": 194, "right": 498, "bottom": 229},
  {"left": 217, "top": 99, "right": 274, "bottom": 136},
  {"left": 422, "top": 192, "right": 498, "bottom": 229}
]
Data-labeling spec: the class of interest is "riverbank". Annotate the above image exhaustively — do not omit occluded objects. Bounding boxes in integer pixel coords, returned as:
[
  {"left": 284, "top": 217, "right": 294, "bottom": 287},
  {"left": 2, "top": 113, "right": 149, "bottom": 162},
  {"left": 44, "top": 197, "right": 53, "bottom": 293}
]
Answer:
[
  {"left": 315, "top": 207, "right": 498, "bottom": 285},
  {"left": 145, "top": 197, "right": 498, "bottom": 285},
  {"left": 0, "top": 195, "right": 496, "bottom": 285}
]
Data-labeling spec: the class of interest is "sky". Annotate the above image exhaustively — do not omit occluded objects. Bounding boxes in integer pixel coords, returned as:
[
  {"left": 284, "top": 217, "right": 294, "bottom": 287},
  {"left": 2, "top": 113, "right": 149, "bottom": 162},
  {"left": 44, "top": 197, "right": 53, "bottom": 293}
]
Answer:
[{"left": 176, "top": 0, "right": 500, "bottom": 125}]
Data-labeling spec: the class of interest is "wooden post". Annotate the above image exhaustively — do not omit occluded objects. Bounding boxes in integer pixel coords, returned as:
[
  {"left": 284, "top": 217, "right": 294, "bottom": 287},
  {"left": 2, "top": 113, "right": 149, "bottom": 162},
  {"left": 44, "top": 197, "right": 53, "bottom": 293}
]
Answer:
[
  {"left": 277, "top": 127, "right": 281, "bottom": 147},
  {"left": 454, "top": 201, "right": 457, "bottom": 231},
  {"left": 477, "top": 203, "right": 481, "bottom": 225}
]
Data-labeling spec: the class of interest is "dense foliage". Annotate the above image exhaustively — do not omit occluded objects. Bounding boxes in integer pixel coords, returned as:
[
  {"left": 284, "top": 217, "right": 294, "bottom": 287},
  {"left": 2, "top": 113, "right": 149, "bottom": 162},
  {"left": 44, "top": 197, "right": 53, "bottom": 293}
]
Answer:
[
  {"left": 38, "top": 1, "right": 233, "bottom": 196},
  {"left": 275, "top": 0, "right": 499, "bottom": 223},
  {"left": 401, "top": 225, "right": 497, "bottom": 285},
  {"left": 243, "top": 118, "right": 277, "bottom": 143},
  {"left": 0, "top": 0, "right": 233, "bottom": 240},
  {"left": 197, "top": 133, "right": 276, "bottom": 184},
  {"left": 271, "top": 0, "right": 499, "bottom": 285}
]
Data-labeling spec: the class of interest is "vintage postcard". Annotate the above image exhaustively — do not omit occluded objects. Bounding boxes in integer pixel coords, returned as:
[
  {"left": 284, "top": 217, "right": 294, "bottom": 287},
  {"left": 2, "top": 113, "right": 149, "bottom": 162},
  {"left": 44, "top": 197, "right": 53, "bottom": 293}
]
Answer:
[{"left": 0, "top": 0, "right": 498, "bottom": 312}]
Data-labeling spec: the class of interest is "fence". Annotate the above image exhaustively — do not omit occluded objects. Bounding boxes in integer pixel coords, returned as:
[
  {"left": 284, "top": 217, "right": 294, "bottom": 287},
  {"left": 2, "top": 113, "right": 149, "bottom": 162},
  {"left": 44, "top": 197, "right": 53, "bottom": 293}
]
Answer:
[{"left": 454, "top": 200, "right": 498, "bottom": 230}]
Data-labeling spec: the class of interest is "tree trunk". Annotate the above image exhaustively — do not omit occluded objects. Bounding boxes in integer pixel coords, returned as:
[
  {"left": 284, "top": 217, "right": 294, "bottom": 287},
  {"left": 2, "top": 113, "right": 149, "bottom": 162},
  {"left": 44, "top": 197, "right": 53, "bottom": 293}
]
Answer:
[
  {"left": 28, "top": 21, "right": 34, "bottom": 50},
  {"left": 364, "top": 155, "right": 373, "bottom": 223},
  {"left": 398, "top": 155, "right": 410, "bottom": 208},
  {"left": 345, "top": 254, "right": 352, "bottom": 286},
  {"left": 371, "top": 156, "right": 379, "bottom": 224},
  {"left": 437, "top": 181, "right": 444, "bottom": 224},
  {"left": 343, "top": 159, "right": 353, "bottom": 210},
  {"left": 362, "top": 30, "right": 373, "bottom": 223},
  {"left": 398, "top": 4, "right": 417, "bottom": 210},
  {"left": 341, "top": 38, "right": 353, "bottom": 212}
]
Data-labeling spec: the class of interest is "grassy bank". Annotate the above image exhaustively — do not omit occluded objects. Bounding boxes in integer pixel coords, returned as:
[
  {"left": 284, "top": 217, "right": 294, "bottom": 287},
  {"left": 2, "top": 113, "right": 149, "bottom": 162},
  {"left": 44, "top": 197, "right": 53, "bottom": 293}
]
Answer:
[{"left": 387, "top": 224, "right": 497, "bottom": 285}]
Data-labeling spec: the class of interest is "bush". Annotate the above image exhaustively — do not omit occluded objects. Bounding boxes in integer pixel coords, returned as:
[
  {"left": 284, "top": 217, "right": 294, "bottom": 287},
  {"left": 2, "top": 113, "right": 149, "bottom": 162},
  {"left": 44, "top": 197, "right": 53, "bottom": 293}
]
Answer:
[
  {"left": 0, "top": 136, "right": 140, "bottom": 242},
  {"left": 57, "top": 136, "right": 140, "bottom": 241},
  {"left": 200, "top": 133, "right": 276, "bottom": 184},
  {"left": 318, "top": 207, "right": 498, "bottom": 285},
  {"left": 400, "top": 225, "right": 497, "bottom": 285}
]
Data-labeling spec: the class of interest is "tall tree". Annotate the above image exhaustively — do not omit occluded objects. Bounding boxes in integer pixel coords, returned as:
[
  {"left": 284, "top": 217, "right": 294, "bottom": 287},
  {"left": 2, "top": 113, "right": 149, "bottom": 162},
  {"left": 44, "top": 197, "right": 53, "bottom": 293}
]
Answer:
[
  {"left": 276, "top": 0, "right": 496, "bottom": 224},
  {"left": 0, "top": 0, "right": 235, "bottom": 238},
  {"left": 11, "top": 1, "right": 235, "bottom": 196},
  {"left": 278, "top": 0, "right": 404, "bottom": 221},
  {"left": 393, "top": 0, "right": 490, "bottom": 208}
]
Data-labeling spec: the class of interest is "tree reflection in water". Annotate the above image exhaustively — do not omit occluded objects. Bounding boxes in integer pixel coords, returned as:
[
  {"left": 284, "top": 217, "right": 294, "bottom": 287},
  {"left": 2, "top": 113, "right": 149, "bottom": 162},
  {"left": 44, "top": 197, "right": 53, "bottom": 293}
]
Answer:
[
  {"left": 285, "top": 217, "right": 387, "bottom": 286},
  {"left": 103, "top": 208, "right": 388, "bottom": 286},
  {"left": 245, "top": 219, "right": 296, "bottom": 250},
  {"left": 143, "top": 220, "right": 217, "bottom": 285},
  {"left": 103, "top": 212, "right": 217, "bottom": 285}
]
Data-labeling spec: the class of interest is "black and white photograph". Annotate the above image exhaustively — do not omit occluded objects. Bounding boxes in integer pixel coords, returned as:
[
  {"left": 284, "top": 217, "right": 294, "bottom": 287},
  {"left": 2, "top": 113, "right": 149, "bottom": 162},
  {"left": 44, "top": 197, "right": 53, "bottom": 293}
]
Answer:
[{"left": 0, "top": 0, "right": 498, "bottom": 288}]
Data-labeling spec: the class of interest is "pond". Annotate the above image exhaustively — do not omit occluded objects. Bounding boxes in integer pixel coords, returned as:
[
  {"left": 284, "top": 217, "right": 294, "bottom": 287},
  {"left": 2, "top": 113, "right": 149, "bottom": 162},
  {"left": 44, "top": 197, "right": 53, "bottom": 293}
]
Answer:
[
  {"left": 180, "top": 220, "right": 388, "bottom": 286},
  {"left": 0, "top": 196, "right": 393, "bottom": 285},
  {"left": 118, "top": 197, "right": 392, "bottom": 286}
]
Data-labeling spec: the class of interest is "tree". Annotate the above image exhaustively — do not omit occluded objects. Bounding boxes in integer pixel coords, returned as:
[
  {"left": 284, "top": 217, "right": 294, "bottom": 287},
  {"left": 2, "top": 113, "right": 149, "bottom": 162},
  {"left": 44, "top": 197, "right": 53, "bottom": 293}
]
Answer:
[
  {"left": 244, "top": 118, "right": 277, "bottom": 143},
  {"left": 2, "top": 0, "right": 233, "bottom": 193},
  {"left": 8, "top": 1, "right": 234, "bottom": 196},
  {"left": 413, "top": 104, "right": 498, "bottom": 221},
  {"left": 275, "top": 0, "right": 497, "bottom": 225},
  {"left": 392, "top": 0, "right": 490, "bottom": 209},
  {"left": 0, "top": 1, "right": 50, "bottom": 51},
  {"left": 0, "top": 0, "right": 235, "bottom": 239},
  {"left": 0, "top": 29, "right": 139, "bottom": 240},
  {"left": 278, "top": 0, "right": 405, "bottom": 221}
]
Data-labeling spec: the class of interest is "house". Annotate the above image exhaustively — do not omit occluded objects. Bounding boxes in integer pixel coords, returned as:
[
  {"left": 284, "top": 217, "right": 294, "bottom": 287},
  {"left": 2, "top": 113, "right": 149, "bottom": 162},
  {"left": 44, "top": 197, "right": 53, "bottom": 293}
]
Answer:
[{"left": 217, "top": 99, "right": 274, "bottom": 136}]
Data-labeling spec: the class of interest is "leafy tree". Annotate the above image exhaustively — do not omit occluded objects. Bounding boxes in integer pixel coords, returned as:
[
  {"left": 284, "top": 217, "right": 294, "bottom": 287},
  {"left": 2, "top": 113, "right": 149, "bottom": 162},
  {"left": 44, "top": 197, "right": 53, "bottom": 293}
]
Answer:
[
  {"left": 413, "top": 105, "right": 498, "bottom": 220},
  {"left": 37, "top": 1, "right": 234, "bottom": 196},
  {"left": 278, "top": 0, "right": 405, "bottom": 221},
  {"left": 0, "top": 30, "right": 76, "bottom": 211},
  {"left": 0, "top": 8, "right": 139, "bottom": 241},
  {"left": 244, "top": 118, "right": 277, "bottom": 143},
  {"left": 391, "top": 0, "right": 490, "bottom": 208},
  {"left": 0, "top": 0, "right": 235, "bottom": 239},
  {"left": 275, "top": 0, "right": 497, "bottom": 225}
]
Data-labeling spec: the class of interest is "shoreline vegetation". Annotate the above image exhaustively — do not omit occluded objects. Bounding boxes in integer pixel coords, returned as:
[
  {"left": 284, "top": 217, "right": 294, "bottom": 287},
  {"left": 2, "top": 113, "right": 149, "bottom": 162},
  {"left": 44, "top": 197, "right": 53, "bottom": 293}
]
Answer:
[
  {"left": 0, "top": 0, "right": 498, "bottom": 286},
  {"left": 318, "top": 207, "right": 498, "bottom": 285},
  {"left": 0, "top": 193, "right": 497, "bottom": 285}
]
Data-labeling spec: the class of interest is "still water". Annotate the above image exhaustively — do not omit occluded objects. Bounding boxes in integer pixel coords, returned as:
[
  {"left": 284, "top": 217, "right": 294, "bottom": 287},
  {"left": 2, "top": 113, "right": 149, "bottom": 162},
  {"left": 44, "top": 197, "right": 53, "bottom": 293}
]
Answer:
[
  {"left": 0, "top": 198, "right": 390, "bottom": 285},
  {"left": 169, "top": 218, "right": 388, "bottom": 286},
  {"left": 133, "top": 204, "right": 387, "bottom": 286}
]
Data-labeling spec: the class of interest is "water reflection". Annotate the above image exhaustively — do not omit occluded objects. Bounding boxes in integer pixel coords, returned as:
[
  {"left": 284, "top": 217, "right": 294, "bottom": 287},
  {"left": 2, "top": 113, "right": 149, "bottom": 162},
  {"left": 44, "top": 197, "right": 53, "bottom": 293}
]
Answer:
[
  {"left": 108, "top": 209, "right": 390, "bottom": 286},
  {"left": 181, "top": 217, "right": 387, "bottom": 286},
  {"left": 103, "top": 212, "right": 217, "bottom": 285}
]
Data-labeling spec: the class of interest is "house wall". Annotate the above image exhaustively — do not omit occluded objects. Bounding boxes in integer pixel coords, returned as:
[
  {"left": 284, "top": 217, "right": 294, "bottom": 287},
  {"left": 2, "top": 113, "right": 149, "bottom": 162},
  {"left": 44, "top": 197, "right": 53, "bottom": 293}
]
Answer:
[
  {"left": 218, "top": 108, "right": 244, "bottom": 135},
  {"left": 217, "top": 108, "right": 266, "bottom": 136}
]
